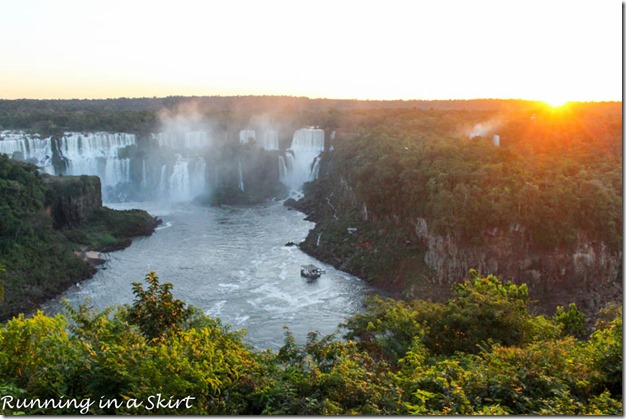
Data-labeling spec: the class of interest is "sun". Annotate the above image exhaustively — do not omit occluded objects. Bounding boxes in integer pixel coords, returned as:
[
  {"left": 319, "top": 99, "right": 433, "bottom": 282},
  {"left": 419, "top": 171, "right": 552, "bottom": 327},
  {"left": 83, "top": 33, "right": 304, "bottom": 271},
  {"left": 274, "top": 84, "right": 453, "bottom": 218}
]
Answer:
[{"left": 541, "top": 96, "right": 570, "bottom": 108}]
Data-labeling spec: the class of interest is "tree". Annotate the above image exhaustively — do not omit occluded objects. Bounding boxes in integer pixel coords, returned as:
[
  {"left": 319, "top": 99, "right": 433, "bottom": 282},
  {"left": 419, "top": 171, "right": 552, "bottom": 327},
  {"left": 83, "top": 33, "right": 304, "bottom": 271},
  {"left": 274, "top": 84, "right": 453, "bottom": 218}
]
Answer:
[
  {"left": 127, "top": 271, "right": 192, "bottom": 341},
  {"left": 553, "top": 303, "right": 587, "bottom": 339}
]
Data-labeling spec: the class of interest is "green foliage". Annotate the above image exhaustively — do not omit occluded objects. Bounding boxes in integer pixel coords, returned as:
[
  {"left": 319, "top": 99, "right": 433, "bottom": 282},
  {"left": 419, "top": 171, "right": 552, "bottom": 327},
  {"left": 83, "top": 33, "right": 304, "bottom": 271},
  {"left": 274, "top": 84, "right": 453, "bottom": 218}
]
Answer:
[
  {"left": 0, "top": 155, "right": 158, "bottom": 319},
  {"left": 0, "top": 156, "right": 92, "bottom": 320},
  {"left": 344, "top": 270, "right": 548, "bottom": 358},
  {"left": 586, "top": 306, "right": 623, "bottom": 397},
  {"left": 0, "top": 264, "right": 5, "bottom": 302},
  {"left": 252, "top": 330, "right": 400, "bottom": 415},
  {"left": 0, "top": 272, "right": 621, "bottom": 415},
  {"left": 63, "top": 207, "right": 158, "bottom": 251},
  {"left": 127, "top": 271, "right": 192, "bottom": 341},
  {"left": 331, "top": 104, "right": 621, "bottom": 251},
  {"left": 553, "top": 303, "right": 587, "bottom": 339}
]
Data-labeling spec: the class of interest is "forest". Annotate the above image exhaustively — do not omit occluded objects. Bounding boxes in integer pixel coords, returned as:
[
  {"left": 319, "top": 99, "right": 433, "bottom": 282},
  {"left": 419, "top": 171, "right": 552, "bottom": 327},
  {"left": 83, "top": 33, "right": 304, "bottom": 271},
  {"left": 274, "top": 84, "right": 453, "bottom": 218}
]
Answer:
[
  {"left": 0, "top": 271, "right": 621, "bottom": 414},
  {"left": 327, "top": 102, "right": 621, "bottom": 250},
  {"left": 0, "top": 156, "right": 158, "bottom": 320},
  {"left": 287, "top": 100, "right": 622, "bottom": 319}
]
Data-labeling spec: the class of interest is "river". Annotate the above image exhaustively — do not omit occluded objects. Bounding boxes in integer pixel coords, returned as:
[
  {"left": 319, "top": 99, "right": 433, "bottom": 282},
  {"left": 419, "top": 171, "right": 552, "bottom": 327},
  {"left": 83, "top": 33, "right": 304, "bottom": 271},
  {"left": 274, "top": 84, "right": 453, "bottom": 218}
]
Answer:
[{"left": 44, "top": 199, "right": 371, "bottom": 350}]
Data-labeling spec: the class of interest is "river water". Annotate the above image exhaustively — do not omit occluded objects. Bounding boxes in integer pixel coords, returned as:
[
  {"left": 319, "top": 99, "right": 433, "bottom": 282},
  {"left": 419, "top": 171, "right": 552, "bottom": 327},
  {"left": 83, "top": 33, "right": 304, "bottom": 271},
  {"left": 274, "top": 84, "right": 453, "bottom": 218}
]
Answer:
[{"left": 44, "top": 200, "right": 371, "bottom": 350}]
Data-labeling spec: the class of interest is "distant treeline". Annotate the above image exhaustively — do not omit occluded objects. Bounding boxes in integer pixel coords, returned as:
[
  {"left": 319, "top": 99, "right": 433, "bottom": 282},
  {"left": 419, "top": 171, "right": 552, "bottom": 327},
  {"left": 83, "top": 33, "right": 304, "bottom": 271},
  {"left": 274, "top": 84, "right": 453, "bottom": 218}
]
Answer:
[{"left": 4, "top": 96, "right": 618, "bottom": 135}]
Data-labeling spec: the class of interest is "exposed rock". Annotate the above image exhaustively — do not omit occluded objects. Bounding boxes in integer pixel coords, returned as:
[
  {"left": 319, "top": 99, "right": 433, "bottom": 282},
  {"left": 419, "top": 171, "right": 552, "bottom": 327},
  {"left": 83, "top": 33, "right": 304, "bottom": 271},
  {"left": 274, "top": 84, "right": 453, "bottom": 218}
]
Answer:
[
  {"left": 293, "top": 159, "right": 623, "bottom": 317},
  {"left": 45, "top": 175, "right": 102, "bottom": 229}
]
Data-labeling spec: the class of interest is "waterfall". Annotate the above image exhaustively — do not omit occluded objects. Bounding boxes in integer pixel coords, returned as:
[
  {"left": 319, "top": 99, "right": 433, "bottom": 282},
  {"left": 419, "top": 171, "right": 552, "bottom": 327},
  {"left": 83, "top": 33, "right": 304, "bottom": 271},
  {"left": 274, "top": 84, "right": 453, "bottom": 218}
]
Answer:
[
  {"left": 159, "top": 164, "right": 168, "bottom": 195},
  {"left": 0, "top": 131, "right": 135, "bottom": 191},
  {"left": 168, "top": 156, "right": 191, "bottom": 202},
  {"left": 239, "top": 129, "right": 256, "bottom": 145},
  {"left": 238, "top": 160, "right": 245, "bottom": 192},
  {"left": 0, "top": 130, "right": 53, "bottom": 172},
  {"left": 166, "top": 155, "right": 207, "bottom": 202},
  {"left": 278, "top": 155, "right": 287, "bottom": 179},
  {"left": 59, "top": 132, "right": 135, "bottom": 188},
  {"left": 0, "top": 130, "right": 217, "bottom": 203},
  {"left": 155, "top": 131, "right": 211, "bottom": 149},
  {"left": 280, "top": 128, "right": 324, "bottom": 191},
  {"left": 141, "top": 160, "right": 147, "bottom": 188},
  {"left": 260, "top": 130, "right": 279, "bottom": 150},
  {"left": 311, "top": 156, "right": 321, "bottom": 179}
]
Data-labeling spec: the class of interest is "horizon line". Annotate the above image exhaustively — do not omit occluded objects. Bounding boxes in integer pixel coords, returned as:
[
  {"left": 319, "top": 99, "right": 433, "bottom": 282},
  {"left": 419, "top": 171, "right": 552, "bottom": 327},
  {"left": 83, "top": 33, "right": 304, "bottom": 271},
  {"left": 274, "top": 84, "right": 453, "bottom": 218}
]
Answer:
[{"left": 0, "top": 95, "right": 621, "bottom": 104}]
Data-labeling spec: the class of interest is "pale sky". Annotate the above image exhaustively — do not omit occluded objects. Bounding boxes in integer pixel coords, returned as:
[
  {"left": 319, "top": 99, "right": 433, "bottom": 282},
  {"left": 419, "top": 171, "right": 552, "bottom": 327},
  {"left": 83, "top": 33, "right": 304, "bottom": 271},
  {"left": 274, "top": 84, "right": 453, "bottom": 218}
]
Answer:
[{"left": 0, "top": 0, "right": 622, "bottom": 102}]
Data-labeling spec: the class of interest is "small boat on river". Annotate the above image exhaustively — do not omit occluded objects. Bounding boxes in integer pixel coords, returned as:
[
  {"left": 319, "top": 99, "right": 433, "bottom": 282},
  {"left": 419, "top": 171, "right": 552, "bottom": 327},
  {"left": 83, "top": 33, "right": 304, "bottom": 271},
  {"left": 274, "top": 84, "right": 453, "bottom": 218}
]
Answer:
[{"left": 301, "top": 264, "right": 324, "bottom": 279}]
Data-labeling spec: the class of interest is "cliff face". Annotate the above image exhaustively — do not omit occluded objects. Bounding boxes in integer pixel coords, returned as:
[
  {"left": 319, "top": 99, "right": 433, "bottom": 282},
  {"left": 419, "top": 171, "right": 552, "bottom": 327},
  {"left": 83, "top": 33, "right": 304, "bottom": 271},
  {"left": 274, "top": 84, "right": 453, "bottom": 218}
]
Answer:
[
  {"left": 292, "top": 160, "right": 622, "bottom": 316},
  {"left": 45, "top": 175, "right": 102, "bottom": 229},
  {"left": 0, "top": 161, "right": 160, "bottom": 321},
  {"left": 413, "top": 217, "right": 622, "bottom": 314}
]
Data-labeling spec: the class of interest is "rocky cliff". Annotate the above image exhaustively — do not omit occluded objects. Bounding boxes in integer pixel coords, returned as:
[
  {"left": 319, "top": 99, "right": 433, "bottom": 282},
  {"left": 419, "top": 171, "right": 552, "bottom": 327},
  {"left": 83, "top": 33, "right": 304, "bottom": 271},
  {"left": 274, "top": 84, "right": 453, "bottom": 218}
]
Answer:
[
  {"left": 45, "top": 175, "right": 102, "bottom": 228},
  {"left": 0, "top": 158, "right": 160, "bottom": 320},
  {"left": 290, "top": 158, "right": 622, "bottom": 317}
]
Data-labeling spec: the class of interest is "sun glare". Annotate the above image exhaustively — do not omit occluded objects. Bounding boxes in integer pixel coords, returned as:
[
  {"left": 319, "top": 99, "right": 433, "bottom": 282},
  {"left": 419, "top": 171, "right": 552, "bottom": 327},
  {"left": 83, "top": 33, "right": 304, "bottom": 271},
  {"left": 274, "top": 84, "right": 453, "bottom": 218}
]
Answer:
[{"left": 542, "top": 97, "right": 570, "bottom": 108}]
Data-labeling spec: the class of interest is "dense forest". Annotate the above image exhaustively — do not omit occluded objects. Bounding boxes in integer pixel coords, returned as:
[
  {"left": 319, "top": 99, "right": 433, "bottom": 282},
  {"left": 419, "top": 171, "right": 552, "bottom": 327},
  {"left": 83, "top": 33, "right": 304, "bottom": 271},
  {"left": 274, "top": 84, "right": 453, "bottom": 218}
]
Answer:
[
  {"left": 0, "top": 156, "right": 159, "bottom": 320},
  {"left": 0, "top": 272, "right": 621, "bottom": 414},
  {"left": 292, "top": 101, "right": 622, "bottom": 316}
]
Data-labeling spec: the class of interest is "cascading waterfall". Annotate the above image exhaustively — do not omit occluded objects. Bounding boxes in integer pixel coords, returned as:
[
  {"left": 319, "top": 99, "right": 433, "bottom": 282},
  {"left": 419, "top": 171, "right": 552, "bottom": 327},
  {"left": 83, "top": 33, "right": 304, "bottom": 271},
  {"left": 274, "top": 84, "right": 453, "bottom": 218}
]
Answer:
[
  {"left": 59, "top": 132, "right": 135, "bottom": 188},
  {"left": 0, "top": 131, "right": 135, "bottom": 188},
  {"left": 239, "top": 129, "right": 256, "bottom": 145},
  {"left": 0, "top": 131, "right": 54, "bottom": 173},
  {"left": 159, "top": 165, "right": 168, "bottom": 195},
  {"left": 280, "top": 128, "right": 324, "bottom": 191},
  {"left": 278, "top": 155, "right": 287, "bottom": 180},
  {"left": 141, "top": 160, "right": 147, "bottom": 188},
  {"left": 311, "top": 156, "right": 321, "bottom": 179},
  {"left": 0, "top": 130, "right": 217, "bottom": 203},
  {"left": 168, "top": 156, "right": 191, "bottom": 202},
  {"left": 155, "top": 131, "right": 212, "bottom": 149},
  {"left": 238, "top": 160, "right": 245, "bottom": 192},
  {"left": 260, "top": 130, "right": 279, "bottom": 150},
  {"left": 164, "top": 155, "right": 207, "bottom": 202}
]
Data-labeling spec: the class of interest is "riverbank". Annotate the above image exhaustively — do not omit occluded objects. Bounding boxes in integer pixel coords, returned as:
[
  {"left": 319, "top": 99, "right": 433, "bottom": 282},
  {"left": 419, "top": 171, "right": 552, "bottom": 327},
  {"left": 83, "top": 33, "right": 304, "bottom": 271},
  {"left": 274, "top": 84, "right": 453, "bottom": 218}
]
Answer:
[
  {"left": 0, "top": 157, "right": 162, "bottom": 321},
  {"left": 286, "top": 177, "right": 622, "bottom": 320},
  {"left": 285, "top": 181, "right": 446, "bottom": 303}
]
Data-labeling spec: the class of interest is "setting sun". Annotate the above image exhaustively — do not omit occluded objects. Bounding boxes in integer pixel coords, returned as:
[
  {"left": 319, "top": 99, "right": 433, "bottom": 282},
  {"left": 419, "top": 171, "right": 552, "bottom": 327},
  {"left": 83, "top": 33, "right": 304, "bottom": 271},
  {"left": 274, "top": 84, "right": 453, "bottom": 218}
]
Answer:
[{"left": 542, "top": 97, "right": 570, "bottom": 108}]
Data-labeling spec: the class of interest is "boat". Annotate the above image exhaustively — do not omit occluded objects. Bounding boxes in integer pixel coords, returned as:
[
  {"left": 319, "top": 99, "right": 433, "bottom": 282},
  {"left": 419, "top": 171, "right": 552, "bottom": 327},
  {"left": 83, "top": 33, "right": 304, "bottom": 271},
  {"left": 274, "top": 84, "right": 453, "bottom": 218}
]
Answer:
[{"left": 301, "top": 264, "right": 324, "bottom": 279}]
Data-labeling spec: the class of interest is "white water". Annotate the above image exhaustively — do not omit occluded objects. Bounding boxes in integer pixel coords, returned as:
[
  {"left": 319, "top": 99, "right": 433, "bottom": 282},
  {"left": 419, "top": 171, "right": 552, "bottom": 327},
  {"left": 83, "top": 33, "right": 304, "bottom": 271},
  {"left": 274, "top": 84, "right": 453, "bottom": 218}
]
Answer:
[
  {"left": 239, "top": 129, "right": 279, "bottom": 150},
  {"left": 154, "top": 131, "right": 212, "bottom": 150},
  {"left": 0, "top": 127, "right": 324, "bottom": 202},
  {"left": 261, "top": 130, "right": 279, "bottom": 150},
  {"left": 59, "top": 132, "right": 134, "bottom": 187},
  {"left": 162, "top": 155, "right": 207, "bottom": 202},
  {"left": 43, "top": 201, "right": 370, "bottom": 350},
  {"left": 239, "top": 129, "right": 256, "bottom": 145},
  {"left": 0, "top": 130, "right": 53, "bottom": 173},
  {"left": 238, "top": 160, "right": 244, "bottom": 192},
  {"left": 281, "top": 128, "right": 325, "bottom": 192}
]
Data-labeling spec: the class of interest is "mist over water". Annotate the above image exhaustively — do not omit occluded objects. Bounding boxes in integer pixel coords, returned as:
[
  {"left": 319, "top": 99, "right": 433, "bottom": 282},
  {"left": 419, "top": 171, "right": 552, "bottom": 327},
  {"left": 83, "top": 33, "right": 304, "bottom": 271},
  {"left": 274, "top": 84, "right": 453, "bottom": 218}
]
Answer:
[
  {"left": 43, "top": 200, "right": 370, "bottom": 350},
  {"left": 3, "top": 116, "right": 357, "bottom": 348}
]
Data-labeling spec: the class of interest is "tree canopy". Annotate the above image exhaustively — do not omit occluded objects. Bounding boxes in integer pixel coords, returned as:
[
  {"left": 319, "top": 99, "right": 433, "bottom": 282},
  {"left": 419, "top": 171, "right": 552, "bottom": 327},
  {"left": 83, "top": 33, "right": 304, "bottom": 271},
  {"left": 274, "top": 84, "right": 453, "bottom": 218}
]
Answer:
[{"left": 0, "top": 271, "right": 621, "bottom": 415}]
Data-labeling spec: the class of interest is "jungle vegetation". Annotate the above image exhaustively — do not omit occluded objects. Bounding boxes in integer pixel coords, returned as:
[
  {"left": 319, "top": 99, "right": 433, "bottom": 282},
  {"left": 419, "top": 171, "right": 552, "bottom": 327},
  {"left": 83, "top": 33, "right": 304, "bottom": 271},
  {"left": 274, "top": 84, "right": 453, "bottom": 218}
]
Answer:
[
  {"left": 0, "top": 156, "right": 157, "bottom": 320},
  {"left": 0, "top": 271, "right": 621, "bottom": 415}
]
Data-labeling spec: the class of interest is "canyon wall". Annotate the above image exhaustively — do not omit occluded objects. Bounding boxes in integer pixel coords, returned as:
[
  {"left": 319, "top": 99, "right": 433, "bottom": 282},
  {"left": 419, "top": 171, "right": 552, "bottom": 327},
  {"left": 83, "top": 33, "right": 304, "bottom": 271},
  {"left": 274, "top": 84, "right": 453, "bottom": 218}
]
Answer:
[{"left": 292, "top": 155, "right": 622, "bottom": 316}]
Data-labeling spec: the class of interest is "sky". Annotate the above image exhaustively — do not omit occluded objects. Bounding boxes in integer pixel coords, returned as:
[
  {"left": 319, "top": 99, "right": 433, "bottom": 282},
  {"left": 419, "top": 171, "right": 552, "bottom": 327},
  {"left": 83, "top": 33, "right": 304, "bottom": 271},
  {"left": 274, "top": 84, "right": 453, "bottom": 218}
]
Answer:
[{"left": 0, "top": 0, "right": 622, "bottom": 102}]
